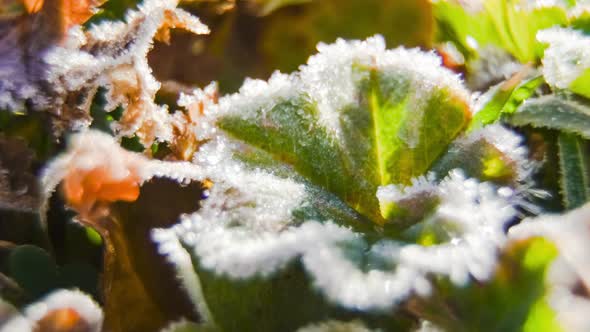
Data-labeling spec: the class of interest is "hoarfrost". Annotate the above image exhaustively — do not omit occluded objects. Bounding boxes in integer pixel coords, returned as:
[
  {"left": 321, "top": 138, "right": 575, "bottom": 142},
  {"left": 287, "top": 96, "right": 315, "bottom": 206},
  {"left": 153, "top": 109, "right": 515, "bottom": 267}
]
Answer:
[
  {"left": 183, "top": 35, "right": 470, "bottom": 147},
  {"left": 376, "top": 170, "right": 515, "bottom": 285},
  {"left": 0, "top": 0, "right": 209, "bottom": 145},
  {"left": 152, "top": 36, "right": 528, "bottom": 311},
  {"left": 538, "top": 27, "right": 590, "bottom": 90},
  {"left": 41, "top": 130, "right": 204, "bottom": 220},
  {"left": 152, "top": 228, "right": 215, "bottom": 325},
  {"left": 459, "top": 124, "right": 535, "bottom": 182},
  {"left": 299, "top": 35, "right": 470, "bottom": 143},
  {"left": 161, "top": 169, "right": 517, "bottom": 310}
]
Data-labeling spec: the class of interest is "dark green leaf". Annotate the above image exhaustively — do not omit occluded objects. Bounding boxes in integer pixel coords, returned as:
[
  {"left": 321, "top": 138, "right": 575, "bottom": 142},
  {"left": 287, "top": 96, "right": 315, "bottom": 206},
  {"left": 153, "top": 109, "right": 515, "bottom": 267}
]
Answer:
[
  {"left": 8, "top": 245, "right": 59, "bottom": 301},
  {"left": 557, "top": 132, "right": 590, "bottom": 209},
  {"left": 506, "top": 94, "right": 590, "bottom": 139}
]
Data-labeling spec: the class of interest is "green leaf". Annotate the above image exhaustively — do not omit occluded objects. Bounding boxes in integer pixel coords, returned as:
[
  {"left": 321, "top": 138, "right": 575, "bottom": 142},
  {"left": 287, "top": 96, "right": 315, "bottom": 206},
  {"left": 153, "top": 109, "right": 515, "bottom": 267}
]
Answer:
[
  {"left": 160, "top": 320, "right": 220, "bottom": 332},
  {"left": 433, "top": 0, "right": 567, "bottom": 63},
  {"left": 469, "top": 75, "right": 544, "bottom": 131},
  {"left": 8, "top": 245, "right": 59, "bottom": 302},
  {"left": 431, "top": 133, "right": 520, "bottom": 185},
  {"left": 102, "top": 178, "right": 205, "bottom": 332},
  {"left": 410, "top": 238, "right": 559, "bottom": 332},
  {"left": 190, "top": 258, "right": 412, "bottom": 332},
  {"left": 569, "top": 67, "right": 590, "bottom": 99},
  {"left": 506, "top": 94, "right": 590, "bottom": 139},
  {"left": 522, "top": 297, "right": 565, "bottom": 332},
  {"left": 557, "top": 132, "right": 590, "bottom": 209},
  {"left": 218, "top": 57, "right": 469, "bottom": 224},
  {"left": 158, "top": 37, "right": 534, "bottom": 331}
]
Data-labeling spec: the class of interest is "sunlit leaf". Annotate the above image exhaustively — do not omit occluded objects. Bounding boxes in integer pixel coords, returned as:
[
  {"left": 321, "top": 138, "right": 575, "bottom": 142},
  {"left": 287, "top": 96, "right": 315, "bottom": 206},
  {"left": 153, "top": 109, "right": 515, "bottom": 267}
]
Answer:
[
  {"left": 469, "top": 75, "right": 544, "bottom": 131},
  {"left": 408, "top": 238, "right": 559, "bottom": 332},
  {"left": 433, "top": 0, "right": 567, "bottom": 63}
]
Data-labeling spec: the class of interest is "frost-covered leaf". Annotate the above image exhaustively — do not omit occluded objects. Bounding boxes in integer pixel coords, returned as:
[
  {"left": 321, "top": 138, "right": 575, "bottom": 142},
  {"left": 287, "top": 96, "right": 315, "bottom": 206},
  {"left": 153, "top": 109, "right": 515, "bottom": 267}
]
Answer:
[
  {"left": 0, "top": 0, "right": 209, "bottom": 148},
  {"left": 42, "top": 131, "right": 208, "bottom": 332},
  {"left": 433, "top": 0, "right": 568, "bottom": 63},
  {"left": 0, "top": 289, "right": 103, "bottom": 332},
  {"left": 214, "top": 36, "right": 470, "bottom": 223},
  {"left": 537, "top": 27, "right": 590, "bottom": 96},
  {"left": 408, "top": 237, "right": 560, "bottom": 332},
  {"left": 557, "top": 132, "right": 590, "bottom": 209},
  {"left": 431, "top": 125, "right": 535, "bottom": 189},
  {"left": 510, "top": 203, "right": 590, "bottom": 332},
  {"left": 147, "top": 36, "right": 540, "bottom": 331},
  {"left": 505, "top": 94, "right": 590, "bottom": 139},
  {"left": 0, "top": 0, "right": 105, "bottom": 111}
]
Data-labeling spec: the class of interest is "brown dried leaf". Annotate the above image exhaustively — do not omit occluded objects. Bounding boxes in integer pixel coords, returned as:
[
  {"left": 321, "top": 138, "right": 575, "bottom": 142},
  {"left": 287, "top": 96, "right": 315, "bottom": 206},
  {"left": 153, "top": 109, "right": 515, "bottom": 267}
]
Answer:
[
  {"left": 42, "top": 131, "right": 206, "bottom": 332},
  {"left": 0, "top": 0, "right": 209, "bottom": 150}
]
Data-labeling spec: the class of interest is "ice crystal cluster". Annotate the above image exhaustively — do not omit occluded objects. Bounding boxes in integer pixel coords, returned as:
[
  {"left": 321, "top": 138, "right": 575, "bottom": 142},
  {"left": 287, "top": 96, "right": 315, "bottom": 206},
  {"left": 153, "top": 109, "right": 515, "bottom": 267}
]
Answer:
[{"left": 0, "top": 0, "right": 208, "bottom": 144}]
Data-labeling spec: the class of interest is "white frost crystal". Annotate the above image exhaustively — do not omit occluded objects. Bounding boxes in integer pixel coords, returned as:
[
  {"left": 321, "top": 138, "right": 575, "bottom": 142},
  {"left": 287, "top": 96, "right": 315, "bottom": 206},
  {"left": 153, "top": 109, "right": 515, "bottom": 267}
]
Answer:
[
  {"left": 537, "top": 27, "right": 590, "bottom": 89},
  {"left": 156, "top": 168, "right": 518, "bottom": 310},
  {"left": 378, "top": 170, "right": 516, "bottom": 284},
  {"left": 191, "top": 35, "right": 469, "bottom": 144}
]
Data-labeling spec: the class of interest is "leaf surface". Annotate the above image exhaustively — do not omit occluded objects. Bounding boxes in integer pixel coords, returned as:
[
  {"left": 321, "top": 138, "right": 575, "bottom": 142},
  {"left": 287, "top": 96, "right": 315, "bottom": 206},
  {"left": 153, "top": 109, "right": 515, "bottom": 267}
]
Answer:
[
  {"left": 557, "top": 132, "right": 590, "bottom": 209},
  {"left": 506, "top": 94, "right": 590, "bottom": 139},
  {"left": 433, "top": 0, "right": 567, "bottom": 63},
  {"left": 217, "top": 47, "right": 470, "bottom": 223}
]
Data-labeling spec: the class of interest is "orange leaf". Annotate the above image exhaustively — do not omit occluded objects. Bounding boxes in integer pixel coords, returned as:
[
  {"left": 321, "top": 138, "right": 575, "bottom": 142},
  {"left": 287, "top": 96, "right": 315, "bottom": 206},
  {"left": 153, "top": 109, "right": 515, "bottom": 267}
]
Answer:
[
  {"left": 22, "top": 0, "right": 43, "bottom": 13},
  {"left": 62, "top": 166, "right": 141, "bottom": 216},
  {"left": 35, "top": 308, "right": 90, "bottom": 332}
]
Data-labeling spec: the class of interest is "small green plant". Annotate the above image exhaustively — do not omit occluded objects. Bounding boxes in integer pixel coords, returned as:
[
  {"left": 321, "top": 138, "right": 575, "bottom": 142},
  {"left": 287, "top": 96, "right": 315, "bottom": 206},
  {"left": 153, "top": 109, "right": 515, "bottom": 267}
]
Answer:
[{"left": 1, "top": 0, "right": 590, "bottom": 331}]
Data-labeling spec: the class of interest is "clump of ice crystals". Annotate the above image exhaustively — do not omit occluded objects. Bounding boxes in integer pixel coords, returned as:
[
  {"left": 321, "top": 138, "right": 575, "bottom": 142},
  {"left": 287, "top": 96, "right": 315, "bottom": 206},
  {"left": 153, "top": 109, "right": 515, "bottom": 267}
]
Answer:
[
  {"left": 156, "top": 168, "right": 516, "bottom": 310},
  {"left": 1, "top": 0, "right": 208, "bottom": 144},
  {"left": 537, "top": 27, "right": 590, "bottom": 89}
]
